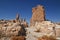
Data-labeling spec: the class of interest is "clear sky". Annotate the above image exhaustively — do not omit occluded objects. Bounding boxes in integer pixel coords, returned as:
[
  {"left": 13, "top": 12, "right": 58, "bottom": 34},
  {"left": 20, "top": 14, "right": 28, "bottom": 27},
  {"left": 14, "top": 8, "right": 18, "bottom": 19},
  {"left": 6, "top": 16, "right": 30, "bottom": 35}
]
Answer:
[{"left": 0, "top": 0, "right": 60, "bottom": 23}]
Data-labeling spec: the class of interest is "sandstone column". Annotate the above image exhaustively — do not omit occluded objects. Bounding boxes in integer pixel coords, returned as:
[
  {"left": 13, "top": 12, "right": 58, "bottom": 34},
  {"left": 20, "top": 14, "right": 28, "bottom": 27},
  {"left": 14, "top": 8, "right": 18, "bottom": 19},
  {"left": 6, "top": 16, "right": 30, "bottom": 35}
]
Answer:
[{"left": 30, "top": 5, "right": 45, "bottom": 26}]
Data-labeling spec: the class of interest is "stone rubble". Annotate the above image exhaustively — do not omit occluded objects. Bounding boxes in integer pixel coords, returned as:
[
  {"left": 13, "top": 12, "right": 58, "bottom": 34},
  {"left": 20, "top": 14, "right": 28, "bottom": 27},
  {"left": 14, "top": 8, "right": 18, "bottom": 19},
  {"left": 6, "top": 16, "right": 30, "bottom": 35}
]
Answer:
[
  {"left": 0, "top": 13, "right": 27, "bottom": 40},
  {"left": 26, "top": 21, "right": 60, "bottom": 40}
]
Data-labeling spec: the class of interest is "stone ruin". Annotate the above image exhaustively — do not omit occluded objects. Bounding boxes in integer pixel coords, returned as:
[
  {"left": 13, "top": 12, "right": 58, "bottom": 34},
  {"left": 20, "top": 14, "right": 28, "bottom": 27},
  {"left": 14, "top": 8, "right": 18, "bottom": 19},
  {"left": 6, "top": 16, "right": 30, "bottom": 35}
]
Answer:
[
  {"left": 0, "top": 13, "right": 28, "bottom": 40},
  {"left": 26, "top": 21, "right": 56, "bottom": 40},
  {"left": 0, "top": 5, "right": 60, "bottom": 40},
  {"left": 30, "top": 5, "right": 45, "bottom": 26},
  {"left": 26, "top": 5, "right": 60, "bottom": 40}
]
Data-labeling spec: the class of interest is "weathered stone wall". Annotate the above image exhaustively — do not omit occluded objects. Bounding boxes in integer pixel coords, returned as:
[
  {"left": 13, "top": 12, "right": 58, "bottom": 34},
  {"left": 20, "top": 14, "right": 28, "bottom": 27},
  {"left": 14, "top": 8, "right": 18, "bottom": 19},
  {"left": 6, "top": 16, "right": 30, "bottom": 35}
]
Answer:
[{"left": 30, "top": 5, "right": 45, "bottom": 26}]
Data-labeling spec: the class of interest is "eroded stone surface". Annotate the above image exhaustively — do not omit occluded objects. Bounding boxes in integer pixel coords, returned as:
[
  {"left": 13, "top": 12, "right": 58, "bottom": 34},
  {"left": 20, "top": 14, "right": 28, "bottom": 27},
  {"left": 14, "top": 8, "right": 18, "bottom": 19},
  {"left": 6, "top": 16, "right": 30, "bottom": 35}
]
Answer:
[
  {"left": 30, "top": 5, "right": 45, "bottom": 26},
  {"left": 26, "top": 21, "right": 60, "bottom": 40}
]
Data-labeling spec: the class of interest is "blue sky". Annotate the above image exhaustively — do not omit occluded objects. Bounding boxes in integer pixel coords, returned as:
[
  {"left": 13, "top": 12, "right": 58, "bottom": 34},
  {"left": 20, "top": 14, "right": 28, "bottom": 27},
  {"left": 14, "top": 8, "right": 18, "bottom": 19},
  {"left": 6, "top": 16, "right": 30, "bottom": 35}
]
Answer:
[{"left": 0, "top": 0, "right": 60, "bottom": 23}]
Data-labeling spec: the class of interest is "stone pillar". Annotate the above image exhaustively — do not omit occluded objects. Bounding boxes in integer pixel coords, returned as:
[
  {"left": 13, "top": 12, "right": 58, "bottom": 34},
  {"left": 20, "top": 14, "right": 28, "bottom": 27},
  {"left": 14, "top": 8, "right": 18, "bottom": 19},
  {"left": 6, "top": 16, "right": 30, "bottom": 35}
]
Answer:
[{"left": 30, "top": 5, "right": 45, "bottom": 26}]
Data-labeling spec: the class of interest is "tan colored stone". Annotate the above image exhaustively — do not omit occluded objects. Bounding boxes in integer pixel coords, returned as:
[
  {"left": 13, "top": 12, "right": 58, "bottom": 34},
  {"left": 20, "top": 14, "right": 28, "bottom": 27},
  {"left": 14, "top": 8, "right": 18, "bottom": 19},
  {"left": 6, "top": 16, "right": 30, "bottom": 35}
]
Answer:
[
  {"left": 56, "top": 28, "right": 60, "bottom": 37},
  {"left": 30, "top": 5, "right": 45, "bottom": 26}
]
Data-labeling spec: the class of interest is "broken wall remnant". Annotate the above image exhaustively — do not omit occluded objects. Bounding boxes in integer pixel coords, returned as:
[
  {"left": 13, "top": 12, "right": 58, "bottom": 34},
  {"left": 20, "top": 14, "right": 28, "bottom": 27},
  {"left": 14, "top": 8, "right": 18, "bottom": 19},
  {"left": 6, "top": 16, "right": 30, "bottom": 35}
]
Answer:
[{"left": 30, "top": 5, "right": 45, "bottom": 26}]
